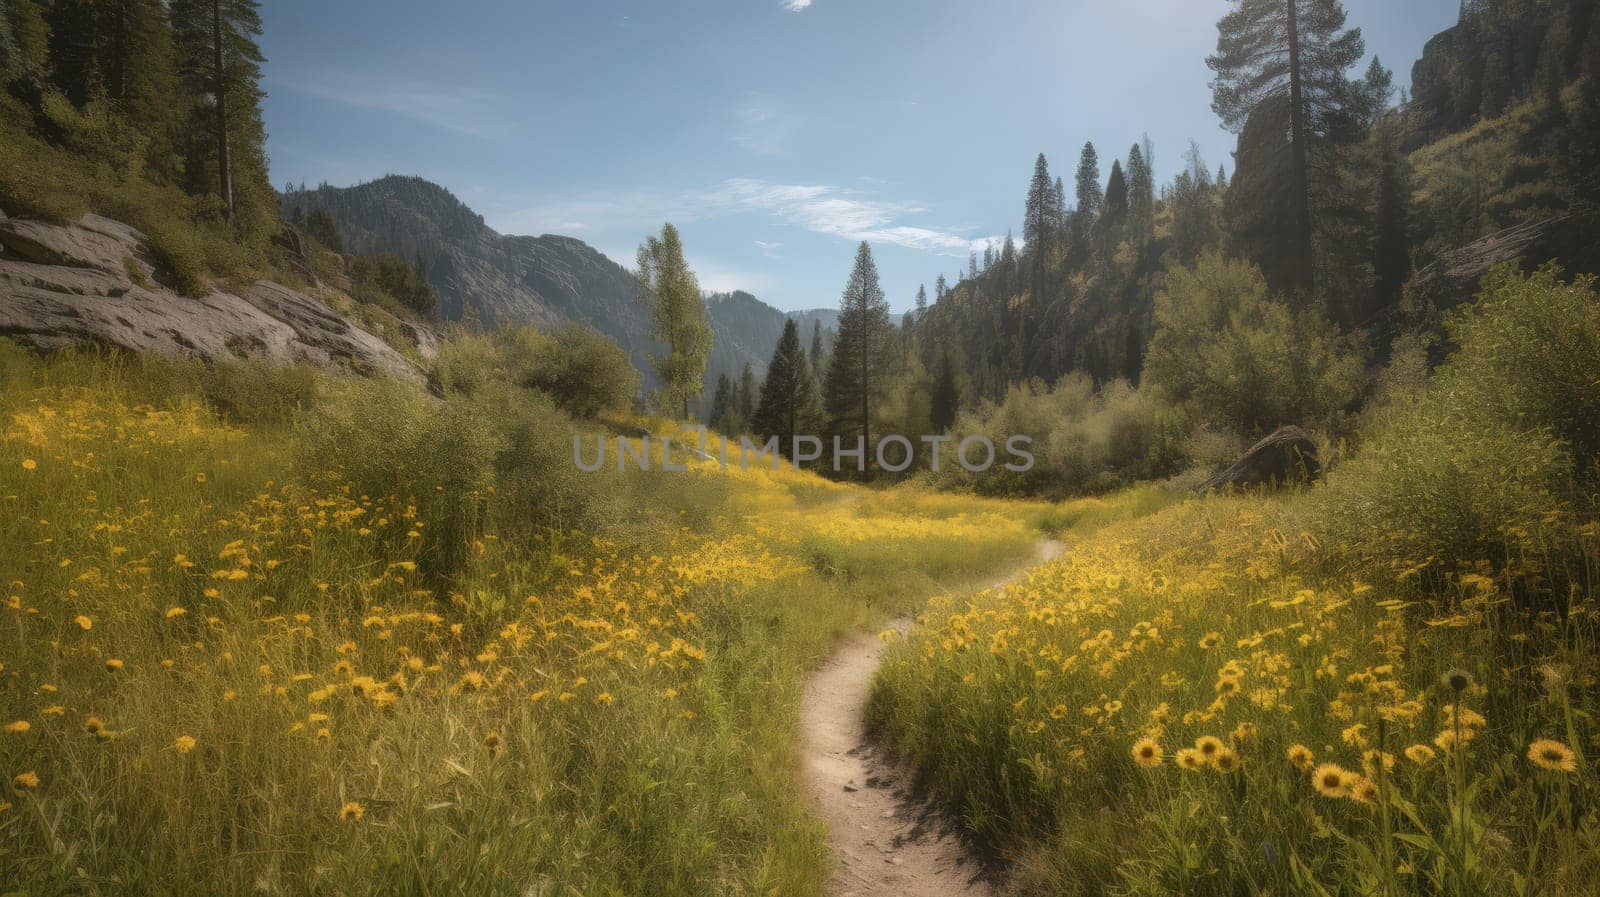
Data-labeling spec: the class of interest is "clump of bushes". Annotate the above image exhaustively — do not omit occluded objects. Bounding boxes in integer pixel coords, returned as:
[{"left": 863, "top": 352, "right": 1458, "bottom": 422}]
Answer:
[
  {"left": 348, "top": 252, "right": 438, "bottom": 318},
  {"left": 1318, "top": 265, "right": 1600, "bottom": 589},
  {"left": 1144, "top": 252, "right": 1365, "bottom": 438},
  {"left": 936, "top": 373, "right": 1190, "bottom": 498},
  {"left": 431, "top": 325, "right": 638, "bottom": 419}
]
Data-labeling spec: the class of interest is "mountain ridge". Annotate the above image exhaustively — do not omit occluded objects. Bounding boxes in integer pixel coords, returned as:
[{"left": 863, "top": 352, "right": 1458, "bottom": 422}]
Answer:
[{"left": 281, "top": 175, "right": 830, "bottom": 401}]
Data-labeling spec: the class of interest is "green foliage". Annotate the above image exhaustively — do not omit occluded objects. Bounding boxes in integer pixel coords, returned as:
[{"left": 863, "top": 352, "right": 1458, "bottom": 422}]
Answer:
[
  {"left": 348, "top": 251, "right": 438, "bottom": 318},
  {"left": 1439, "top": 266, "right": 1600, "bottom": 470},
  {"left": 750, "top": 319, "right": 819, "bottom": 445},
  {"left": 638, "top": 223, "right": 713, "bottom": 419},
  {"left": 937, "top": 374, "right": 1190, "bottom": 499},
  {"left": 296, "top": 378, "right": 500, "bottom": 582},
  {"left": 1144, "top": 253, "right": 1365, "bottom": 437},
  {"left": 1320, "top": 266, "right": 1600, "bottom": 578},
  {"left": 431, "top": 325, "right": 638, "bottom": 419},
  {"left": 823, "top": 242, "right": 895, "bottom": 451}
]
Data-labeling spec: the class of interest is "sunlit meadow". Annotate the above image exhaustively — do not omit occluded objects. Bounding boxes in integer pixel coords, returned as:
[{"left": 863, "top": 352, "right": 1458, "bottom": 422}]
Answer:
[
  {"left": 870, "top": 491, "right": 1600, "bottom": 895},
  {"left": 0, "top": 346, "right": 1043, "bottom": 896}
]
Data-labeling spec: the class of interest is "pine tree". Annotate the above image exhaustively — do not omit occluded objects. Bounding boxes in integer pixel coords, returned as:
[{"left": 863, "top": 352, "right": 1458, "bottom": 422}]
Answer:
[
  {"left": 7, "top": 0, "right": 52, "bottom": 75},
  {"left": 1127, "top": 142, "right": 1156, "bottom": 245},
  {"left": 1371, "top": 117, "right": 1412, "bottom": 313},
  {"left": 45, "top": 0, "right": 98, "bottom": 106},
  {"left": 1023, "top": 153, "right": 1061, "bottom": 276},
  {"left": 1208, "top": 0, "right": 1384, "bottom": 294},
  {"left": 636, "top": 223, "right": 714, "bottom": 419},
  {"left": 808, "top": 320, "right": 825, "bottom": 376},
  {"left": 95, "top": 0, "right": 180, "bottom": 137},
  {"left": 1099, "top": 159, "right": 1129, "bottom": 255},
  {"left": 929, "top": 351, "right": 959, "bottom": 433},
  {"left": 171, "top": 0, "right": 266, "bottom": 221},
  {"left": 707, "top": 373, "right": 736, "bottom": 433},
  {"left": 738, "top": 361, "right": 757, "bottom": 422},
  {"left": 914, "top": 284, "right": 928, "bottom": 322},
  {"left": 823, "top": 242, "right": 893, "bottom": 458},
  {"left": 752, "top": 319, "right": 819, "bottom": 446},
  {"left": 1563, "top": 24, "right": 1600, "bottom": 204},
  {"left": 1074, "top": 142, "right": 1104, "bottom": 216}
]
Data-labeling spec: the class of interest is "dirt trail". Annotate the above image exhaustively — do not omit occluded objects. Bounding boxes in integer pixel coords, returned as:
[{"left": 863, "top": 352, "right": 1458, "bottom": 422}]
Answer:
[{"left": 799, "top": 539, "right": 1065, "bottom": 897}]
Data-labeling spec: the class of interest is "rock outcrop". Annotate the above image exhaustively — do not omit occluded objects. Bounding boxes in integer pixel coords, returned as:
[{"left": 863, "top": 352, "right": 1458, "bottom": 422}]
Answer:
[
  {"left": 0, "top": 211, "right": 426, "bottom": 384},
  {"left": 1195, "top": 426, "right": 1322, "bottom": 492}
]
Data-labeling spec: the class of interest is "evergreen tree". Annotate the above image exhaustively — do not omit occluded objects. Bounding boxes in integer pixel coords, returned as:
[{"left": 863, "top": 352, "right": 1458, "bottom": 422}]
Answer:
[
  {"left": 1126, "top": 142, "right": 1156, "bottom": 245},
  {"left": 170, "top": 0, "right": 266, "bottom": 222},
  {"left": 7, "top": 0, "right": 52, "bottom": 75},
  {"left": 823, "top": 242, "right": 893, "bottom": 459},
  {"left": 1563, "top": 24, "right": 1600, "bottom": 204},
  {"left": 95, "top": 0, "right": 180, "bottom": 136},
  {"left": 1023, "top": 153, "right": 1062, "bottom": 276},
  {"left": 929, "top": 351, "right": 959, "bottom": 433},
  {"left": 1074, "top": 141, "right": 1104, "bottom": 216},
  {"left": 707, "top": 373, "right": 736, "bottom": 433},
  {"left": 738, "top": 361, "right": 757, "bottom": 422},
  {"left": 808, "top": 320, "right": 825, "bottom": 377},
  {"left": 1371, "top": 117, "right": 1413, "bottom": 313},
  {"left": 45, "top": 0, "right": 98, "bottom": 106},
  {"left": 1098, "top": 159, "right": 1129, "bottom": 254},
  {"left": 914, "top": 284, "right": 928, "bottom": 322},
  {"left": 1208, "top": 0, "right": 1385, "bottom": 294},
  {"left": 752, "top": 319, "right": 819, "bottom": 447},
  {"left": 636, "top": 223, "right": 714, "bottom": 419}
]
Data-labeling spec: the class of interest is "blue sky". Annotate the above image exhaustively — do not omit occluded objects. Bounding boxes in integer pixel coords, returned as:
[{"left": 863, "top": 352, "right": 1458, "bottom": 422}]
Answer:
[{"left": 261, "top": 0, "right": 1460, "bottom": 313}]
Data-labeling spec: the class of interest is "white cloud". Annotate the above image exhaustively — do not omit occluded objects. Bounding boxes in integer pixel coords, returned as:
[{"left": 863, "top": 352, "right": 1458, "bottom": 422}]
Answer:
[
  {"left": 782, "top": 0, "right": 812, "bottom": 10},
  {"left": 498, "top": 179, "right": 997, "bottom": 258}
]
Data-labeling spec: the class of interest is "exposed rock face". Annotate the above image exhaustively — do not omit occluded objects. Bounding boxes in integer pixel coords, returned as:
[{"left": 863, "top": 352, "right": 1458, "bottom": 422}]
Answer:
[
  {"left": 0, "top": 212, "right": 426, "bottom": 384},
  {"left": 1196, "top": 426, "right": 1321, "bottom": 492}
]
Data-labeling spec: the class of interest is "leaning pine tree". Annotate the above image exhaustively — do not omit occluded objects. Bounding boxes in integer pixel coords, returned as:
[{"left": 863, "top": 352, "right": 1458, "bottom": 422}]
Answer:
[
  {"left": 637, "top": 223, "right": 713, "bottom": 419},
  {"left": 823, "top": 242, "right": 893, "bottom": 468},
  {"left": 751, "top": 319, "right": 819, "bottom": 449}
]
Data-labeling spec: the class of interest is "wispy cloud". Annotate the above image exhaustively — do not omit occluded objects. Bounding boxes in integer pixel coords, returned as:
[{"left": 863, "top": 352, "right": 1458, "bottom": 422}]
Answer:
[
  {"left": 499, "top": 179, "right": 998, "bottom": 258},
  {"left": 782, "top": 0, "right": 813, "bottom": 10},
  {"left": 273, "top": 69, "right": 505, "bottom": 139}
]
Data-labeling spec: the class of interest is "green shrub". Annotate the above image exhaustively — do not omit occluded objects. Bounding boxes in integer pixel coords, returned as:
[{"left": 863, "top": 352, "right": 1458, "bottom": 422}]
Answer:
[
  {"left": 1317, "top": 399, "right": 1570, "bottom": 577},
  {"left": 431, "top": 326, "right": 638, "bottom": 419},
  {"left": 937, "top": 374, "right": 1190, "bottom": 498},
  {"left": 1317, "top": 267, "right": 1600, "bottom": 583},
  {"left": 297, "top": 380, "right": 499, "bottom": 582},
  {"left": 1144, "top": 253, "right": 1365, "bottom": 438},
  {"left": 1438, "top": 265, "right": 1600, "bottom": 475},
  {"left": 348, "top": 252, "right": 437, "bottom": 318}
]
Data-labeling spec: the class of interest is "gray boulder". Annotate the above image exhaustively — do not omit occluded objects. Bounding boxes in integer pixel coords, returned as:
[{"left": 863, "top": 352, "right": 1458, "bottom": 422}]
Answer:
[{"left": 1196, "top": 426, "right": 1321, "bottom": 492}]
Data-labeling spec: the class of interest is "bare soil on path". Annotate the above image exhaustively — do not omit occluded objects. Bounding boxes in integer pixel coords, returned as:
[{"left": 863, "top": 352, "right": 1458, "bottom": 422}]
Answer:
[{"left": 799, "top": 540, "right": 1065, "bottom": 897}]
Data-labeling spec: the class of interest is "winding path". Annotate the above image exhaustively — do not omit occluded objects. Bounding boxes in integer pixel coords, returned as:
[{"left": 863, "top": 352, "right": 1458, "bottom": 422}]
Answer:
[{"left": 799, "top": 540, "right": 1065, "bottom": 897}]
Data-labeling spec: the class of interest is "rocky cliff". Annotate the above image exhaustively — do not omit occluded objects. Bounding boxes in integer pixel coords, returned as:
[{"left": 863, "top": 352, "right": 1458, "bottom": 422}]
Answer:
[{"left": 0, "top": 209, "right": 427, "bottom": 384}]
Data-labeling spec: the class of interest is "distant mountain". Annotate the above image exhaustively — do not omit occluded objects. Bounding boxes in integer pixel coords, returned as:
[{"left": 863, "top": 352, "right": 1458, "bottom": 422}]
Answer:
[
  {"left": 283, "top": 176, "right": 666, "bottom": 385},
  {"left": 281, "top": 176, "right": 833, "bottom": 405}
]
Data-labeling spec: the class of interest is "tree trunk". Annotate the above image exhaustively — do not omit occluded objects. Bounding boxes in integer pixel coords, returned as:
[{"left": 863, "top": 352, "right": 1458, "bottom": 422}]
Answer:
[
  {"left": 212, "top": 0, "right": 233, "bottom": 219},
  {"left": 860, "top": 323, "right": 869, "bottom": 470},
  {"left": 1285, "top": 0, "right": 1313, "bottom": 293}
]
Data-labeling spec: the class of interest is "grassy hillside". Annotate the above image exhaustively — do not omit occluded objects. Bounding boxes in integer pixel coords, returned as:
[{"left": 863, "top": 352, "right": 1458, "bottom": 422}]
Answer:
[{"left": 0, "top": 340, "right": 1051, "bottom": 895}]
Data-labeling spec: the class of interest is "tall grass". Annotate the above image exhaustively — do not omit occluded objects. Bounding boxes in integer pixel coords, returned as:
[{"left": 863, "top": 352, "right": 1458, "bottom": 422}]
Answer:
[{"left": 0, "top": 343, "right": 1044, "bottom": 895}]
